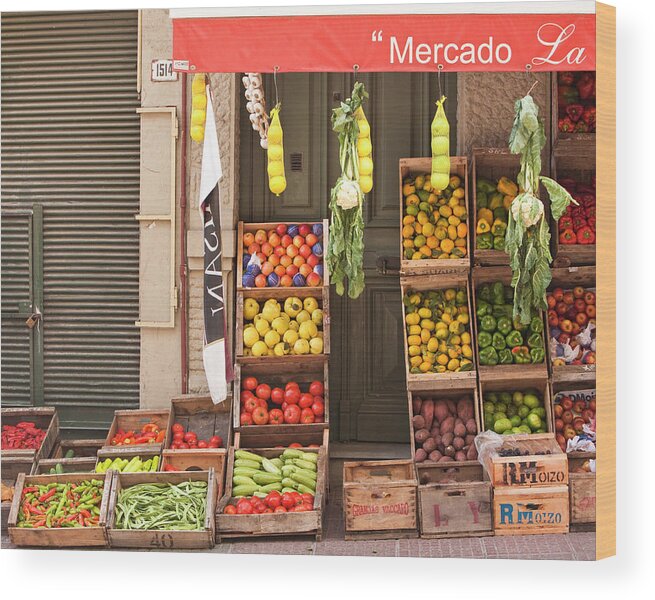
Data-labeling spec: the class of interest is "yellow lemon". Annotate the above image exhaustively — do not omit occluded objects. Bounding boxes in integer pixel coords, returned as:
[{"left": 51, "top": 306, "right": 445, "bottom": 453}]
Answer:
[
  {"left": 268, "top": 144, "right": 283, "bottom": 161},
  {"left": 360, "top": 176, "right": 373, "bottom": 194},
  {"left": 357, "top": 138, "right": 372, "bottom": 156},
  {"left": 190, "top": 126, "right": 204, "bottom": 142},
  {"left": 192, "top": 94, "right": 207, "bottom": 110},
  {"left": 359, "top": 156, "right": 373, "bottom": 176},
  {"left": 357, "top": 119, "right": 370, "bottom": 138},
  {"left": 267, "top": 161, "right": 284, "bottom": 177},
  {"left": 267, "top": 126, "right": 282, "bottom": 144},
  {"left": 269, "top": 176, "right": 286, "bottom": 195},
  {"left": 191, "top": 109, "right": 206, "bottom": 126}
]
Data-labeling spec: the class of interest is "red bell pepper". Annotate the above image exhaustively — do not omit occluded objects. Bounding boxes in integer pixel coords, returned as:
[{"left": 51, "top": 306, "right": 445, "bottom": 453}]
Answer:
[
  {"left": 558, "top": 117, "right": 575, "bottom": 133},
  {"left": 559, "top": 216, "right": 574, "bottom": 231},
  {"left": 577, "top": 73, "right": 595, "bottom": 101},
  {"left": 559, "top": 229, "right": 577, "bottom": 245},
  {"left": 565, "top": 103, "right": 584, "bottom": 123},
  {"left": 577, "top": 227, "right": 595, "bottom": 244}
]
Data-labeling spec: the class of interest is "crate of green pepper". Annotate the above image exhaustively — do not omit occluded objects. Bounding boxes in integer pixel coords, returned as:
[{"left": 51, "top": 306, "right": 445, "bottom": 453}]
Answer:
[{"left": 472, "top": 268, "right": 548, "bottom": 379}]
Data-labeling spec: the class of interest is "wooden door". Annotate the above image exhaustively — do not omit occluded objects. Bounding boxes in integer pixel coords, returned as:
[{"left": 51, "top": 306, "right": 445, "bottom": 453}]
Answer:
[{"left": 239, "top": 72, "right": 457, "bottom": 443}]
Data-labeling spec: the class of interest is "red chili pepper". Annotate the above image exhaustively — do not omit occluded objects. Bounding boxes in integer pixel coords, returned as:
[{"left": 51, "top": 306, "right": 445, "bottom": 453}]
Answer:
[
  {"left": 22, "top": 486, "right": 39, "bottom": 494},
  {"left": 577, "top": 226, "right": 595, "bottom": 244},
  {"left": 559, "top": 229, "right": 577, "bottom": 245},
  {"left": 38, "top": 488, "right": 57, "bottom": 503}
]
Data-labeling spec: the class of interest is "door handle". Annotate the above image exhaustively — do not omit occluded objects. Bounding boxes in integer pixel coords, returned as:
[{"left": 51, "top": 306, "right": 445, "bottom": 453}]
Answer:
[{"left": 376, "top": 256, "right": 401, "bottom": 276}]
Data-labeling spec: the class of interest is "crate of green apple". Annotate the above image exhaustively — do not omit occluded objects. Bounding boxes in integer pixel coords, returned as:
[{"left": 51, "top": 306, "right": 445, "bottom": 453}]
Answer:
[
  {"left": 553, "top": 389, "right": 596, "bottom": 453},
  {"left": 238, "top": 220, "right": 328, "bottom": 289},
  {"left": 546, "top": 286, "right": 596, "bottom": 371}
]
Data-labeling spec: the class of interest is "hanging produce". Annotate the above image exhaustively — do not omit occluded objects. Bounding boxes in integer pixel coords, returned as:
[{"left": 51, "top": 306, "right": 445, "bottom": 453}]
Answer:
[
  {"left": 267, "top": 105, "right": 287, "bottom": 196},
  {"left": 327, "top": 82, "right": 369, "bottom": 299},
  {"left": 354, "top": 106, "right": 373, "bottom": 193},
  {"left": 505, "top": 94, "right": 576, "bottom": 324},
  {"left": 190, "top": 73, "right": 207, "bottom": 143},
  {"left": 242, "top": 73, "right": 269, "bottom": 149},
  {"left": 430, "top": 96, "right": 450, "bottom": 191}
]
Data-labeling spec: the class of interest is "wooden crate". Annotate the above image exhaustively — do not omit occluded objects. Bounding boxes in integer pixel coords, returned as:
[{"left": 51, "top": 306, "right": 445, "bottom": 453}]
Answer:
[
  {"left": 493, "top": 484, "right": 569, "bottom": 535},
  {"left": 233, "top": 360, "right": 329, "bottom": 435},
  {"left": 482, "top": 433, "right": 568, "bottom": 488},
  {"left": 416, "top": 462, "right": 493, "bottom": 538},
  {"left": 234, "top": 427, "right": 329, "bottom": 450},
  {"left": 407, "top": 388, "right": 481, "bottom": 462},
  {"left": 472, "top": 267, "right": 548, "bottom": 381},
  {"left": 399, "top": 156, "right": 471, "bottom": 275},
  {"left": 96, "top": 447, "right": 162, "bottom": 472},
  {"left": 236, "top": 286, "right": 330, "bottom": 360},
  {"left": 51, "top": 438, "right": 104, "bottom": 459},
  {"left": 1, "top": 456, "right": 34, "bottom": 532},
  {"left": 547, "top": 267, "right": 597, "bottom": 384},
  {"left": 471, "top": 148, "right": 520, "bottom": 267},
  {"left": 106, "top": 469, "right": 217, "bottom": 550},
  {"left": 7, "top": 472, "right": 111, "bottom": 547},
  {"left": 551, "top": 150, "right": 596, "bottom": 267},
  {"left": 1, "top": 407, "right": 59, "bottom": 461},
  {"left": 551, "top": 382, "right": 596, "bottom": 449},
  {"left": 568, "top": 452, "right": 595, "bottom": 525},
  {"left": 400, "top": 273, "right": 477, "bottom": 391},
  {"left": 343, "top": 460, "right": 418, "bottom": 540},
  {"left": 479, "top": 375, "right": 554, "bottom": 435},
  {"left": 216, "top": 445, "right": 327, "bottom": 541},
  {"left": 33, "top": 457, "right": 97, "bottom": 475},
  {"left": 102, "top": 408, "right": 171, "bottom": 454},
  {"left": 237, "top": 219, "right": 329, "bottom": 289},
  {"left": 551, "top": 74, "right": 595, "bottom": 155},
  {"left": 161, "top": 449, "right": 227, "bottom": 497}
]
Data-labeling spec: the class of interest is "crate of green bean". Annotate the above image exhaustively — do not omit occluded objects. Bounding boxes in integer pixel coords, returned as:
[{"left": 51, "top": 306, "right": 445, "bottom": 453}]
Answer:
[
  {"left": 7, "top": 472, "right": 111, "bottom": 547},
  {"left": 106, "top": 470, "right": 218, "bottom": 549}
]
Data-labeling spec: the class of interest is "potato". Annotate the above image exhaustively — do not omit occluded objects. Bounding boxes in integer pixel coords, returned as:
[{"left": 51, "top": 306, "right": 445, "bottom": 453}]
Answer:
[
  {"left": 446, "top": 398, "right": 457, "bottom": 414},
  {"left": 421, "top": 399, "right": 435, "bottom": 431},
  {"left": 415, "top": 428, "right": 430, "bottom": 444},
  {"left": 412, "top": 415, "right": 426, "bottom": 430},
  {"left": 452, "top": 436, "right": 465, "bottom": 451},
  {"left": 466, "top": 444, "right": 478, "bottom": 460},
  {"left": 457, "top": 397, "right": 474, "bottom": 421},
  {"left": 415, "top": 448, "right": 428, "bottom": 462},
  {"left": 412, "top": 396, "right": 423, "bottom": 416},
  {"left": 437, "top": 443, "right": 445, "bottom": 454},
  {"left": 422, "top": 437, "right": 437, "bottom": 454},
  {"left": 428, "top": 450, "right": 443, "bottom": 462},
  {"left": 430, "top": 426, "right": 440, "bottom": 438},
  {"left": 444, "top": 445, "right": 456, "bottom": 458},
  {"left": 432, "top": 433, "right": 442, "bottom": 447},
  {"left": 440, "top": 416, "right": 455, "bottom": 435},
  {"left": 438, "top": 455, "right": 454, "bottom": 463},
  {"left": 434, "top": 400, "right": 449, "bottom": 424},
  {"left": 455, "top": 450, "right": 468, "bottom": 462},
  {"left": 454, "top": 421, "right": 467, "bottom": 438},
  {"left": 465, "top": 434, "right": 476, "bottom": 445},
  {"left": 465, "top": 418, "right": 478, "bottom": 435},
  {"left": 441, "top": 432, "right": 454, "bottom": 447}
]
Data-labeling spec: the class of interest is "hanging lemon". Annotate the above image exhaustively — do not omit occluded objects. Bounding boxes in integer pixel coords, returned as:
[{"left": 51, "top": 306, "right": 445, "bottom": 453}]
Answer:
[
  {"left": 355, "top": 106, "right": 373, "bottom": 194},
  {"left": 430, "top": 96, "right": 450, "bottom": 191},
  {"left": 190, "top": 73, "right": 207, "bottom": 143},
  {"left": 267, "top": 104, "right": 286, "bottom": 196}
]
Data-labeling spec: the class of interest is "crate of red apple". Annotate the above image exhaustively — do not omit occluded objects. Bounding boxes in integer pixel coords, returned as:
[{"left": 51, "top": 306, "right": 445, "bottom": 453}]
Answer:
[
  {"left": 546, "top": 286, "right": 596, "bottom": 369},
  {"left": 556, "top": 71, "right": 596, "bottom": 135},
  {"left": 553, "top": 389, "right": 596, "bottom": 453}
]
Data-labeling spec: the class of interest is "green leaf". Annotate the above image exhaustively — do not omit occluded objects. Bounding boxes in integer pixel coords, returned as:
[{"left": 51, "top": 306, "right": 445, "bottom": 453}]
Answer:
[{"left": 539, "top": 176, "right": 577, "bottom": 221}]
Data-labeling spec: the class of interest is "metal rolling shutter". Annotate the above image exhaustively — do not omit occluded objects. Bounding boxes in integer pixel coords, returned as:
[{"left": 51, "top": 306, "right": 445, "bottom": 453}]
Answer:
[{"left": 1, "top": 11, "right": 141, "bottom": 433}]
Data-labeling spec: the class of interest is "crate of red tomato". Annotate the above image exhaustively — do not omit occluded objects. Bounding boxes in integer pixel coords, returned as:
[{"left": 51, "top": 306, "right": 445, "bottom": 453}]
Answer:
[{"left": 1, "top": 407, "right": 59, "bottom": 462}]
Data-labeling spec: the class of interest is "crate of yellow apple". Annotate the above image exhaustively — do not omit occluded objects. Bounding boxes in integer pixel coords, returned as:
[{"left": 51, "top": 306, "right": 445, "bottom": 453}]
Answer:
[
  {"left": 401, "top": 275, "right": 477, "bottom": 390},
  {"left": 399, "top": 157, "right": 470, "bottom": 275}
]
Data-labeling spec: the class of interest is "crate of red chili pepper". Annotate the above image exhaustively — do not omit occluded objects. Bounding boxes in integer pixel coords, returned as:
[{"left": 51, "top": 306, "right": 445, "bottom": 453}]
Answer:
[
  {"left": 103, "top": 409, "right": 171, "bottom": 454},
  {"left": 1, "top": 407, "right": 59, "bottom": 461},
  {"left": 7, "top": 472, "right": 110, "bottom": 547}
]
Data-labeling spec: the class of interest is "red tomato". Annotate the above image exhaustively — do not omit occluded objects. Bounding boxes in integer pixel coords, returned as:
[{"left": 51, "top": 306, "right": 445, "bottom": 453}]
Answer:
[
  {"left": 255, "top": 383, "right": 271, "bottom": 401},
  {"left": 254, "top": 503, "right": 266, "bottom": 514},
  {"left": 285, "top": 381, "right": 300, "bottom": 391},
  {"left": 178, "top": 442, "right": 189, "bottom": 450},
  {"left": 252, "top": 406, "right": 269, "bottom": 425},
  {"left": 240, "top": 412, "right": 254, "bottom": 426},
  {"left": 183, "top": 431, "right": 197, "bottom": 443},
  {"left": 283, "top": 404, "right": 301, "bottom": 424},
  {"left": 308, "top": 381, "right": 324, "bottom": 396},
  {"left": 274, "top": 505, "right": 287, "bottom": 513},
  {"left": 240, "top": 390, "right": 255, "bottom": 405},
  {"left": 172, "top": 431, "right": 184, "bottom": 442},
  {"left": 171, "top": 423, "right": 185, "bottom": 434},
  {"left": 170, "top": 442, "right": 179, "bottom": 449},
  {"left": 300, "top": 492, "right": 314, "bottom": 504},
  {"left": 311, "top": 398, "right": 325, "bottom": 417},
  {"left": 265, "top": 491, "right": 282, "bottom": 509},
  {"left": 271, "top": 387, "right": 285, "bottom": 405},
  {"left": 300, "top": 408, "right": 315, "bottom": 424},
  {"left": 281, "top": 493, "right": 295, "bottom": 509},
  {"left": 224, "top": 505, "right": 237, "bottom": 515},
  {"left": 289, "top": 443, "right": 302, "bottom": 448},
  {"left": 255, "top": 397, "right": 268, "bottom": 409},
  {"left": 263, "top": 508, "right": 274, "bottom": 513},
  {"left": 236, "top": 501, "right": 253, "bottom": 515},
  {"left": 209, "top": 435, "right": 223, "bottom": 447},
  {"left": 242, "top": 377, "right": 258, "bottom": 391},
  {"left": 301, "top": 502, "right": 313, "bottom": 512},
  {"left": 244, "top": 397, "right": 258, "bottom": 414},
  {"left": 269, "top": 409, "right": 284, "bottom": 426},
  {"left": 197, "top": 440, "right": 208, "bottom": 448},
  {"left": 281, "top": 401, "right": 289, "bottom": 412},
  {"left": 299, "top": 393, "right": 314, "bottom": 409},
  {"left": 284, "top": 387, "right": 301, "bottom": 405}
]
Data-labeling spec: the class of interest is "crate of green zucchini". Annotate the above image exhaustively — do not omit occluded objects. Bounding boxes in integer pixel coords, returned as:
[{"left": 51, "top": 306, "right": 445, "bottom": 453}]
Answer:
[
  {"left": 216, "top": 445, "right": 327, "bottom": 541},
  {"left": 33, "top": 457, "right": 97, "bottom": 475},
  {"left": 472, "top": 267, "right": 548, "bottom": 381},
  {"left": 106, "top": 469, "right": 218, "bottom": 549}
]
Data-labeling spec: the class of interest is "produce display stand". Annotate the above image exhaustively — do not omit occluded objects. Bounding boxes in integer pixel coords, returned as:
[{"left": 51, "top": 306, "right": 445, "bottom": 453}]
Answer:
[
  {"left": 471, "top": 148, "right": 520, "bottom": 267},
  {"left": 415, "top": 461, "right": 493, "bottom": 539},
  {"left": 342, "top": 460, "right": 418, "bottom": 540},
  {"left": 568, "top": 452, "right": 596, "bottom": 530},
  {"left": 237, "top": 219, "right": 330, "bottom": 289},
  {"left": 399, "top": 156, "right": 471, "bottom": 275},
  {"left": 1, "top": 455, "right": 35, "bottom": 531},
  {"left": 102, "top": 408, "right": 172, "bottom": 454},
  {"left": 106, "top": 469, "right": 218, "bottom": 550},
  {"left": 400, "top": 273, "right": 477, "bottom": 391},
  {"left": 33, "top": 457, "right": 97, "bottom": 475},
  {"left": 233, "top": 358, "right": 329, "bottom": 435},
  {"left": 216, "top": 445, "right": 327, "bottom": 541},
  {"left": 1, "top": 406, "right": 59, "bottom": 461},
  {"left": 7, "top": 472, "right": 111, "bottom": 548}
]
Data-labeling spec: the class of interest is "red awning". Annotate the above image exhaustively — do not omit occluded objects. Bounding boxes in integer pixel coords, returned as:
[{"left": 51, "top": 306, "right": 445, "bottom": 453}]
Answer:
[{"left": 171, "top": 11, "right": 595, "bottom": 73}]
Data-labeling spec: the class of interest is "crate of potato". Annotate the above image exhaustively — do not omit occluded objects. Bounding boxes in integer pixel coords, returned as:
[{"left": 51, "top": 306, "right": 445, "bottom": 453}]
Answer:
[
  {"left": 493, "top": 485, "right": 569, "bottom": 535},
  {"left": 472, "top": 267, "right": 548, "bottom": 380},
  {"left": 238, "top": 220, "right": 328, "bottom": 289},
  {"left": 1, "top": 407, "right": 59, "bottom": 462},
  {"left": 234, "top": 360, "right": 328, "bottom": 434},
  {"left": 237, "top": 287, "right": 329, "bottom": 362},
  {"left": 416, "top": 461, "right": 492, "bottom": 539},
  {"left": 471, "top": 148, "right": 520, "bottom": 266},
  {"left": 401, "top": 274, "right": 476, "bottom": 391},
  {"left": 409, "top": 390, "right": 480, "bottom": 465},
  {"left": 568, "top": 452, "right": 595, "bottom": 528},
  {"left": 399, "top": 157, "right": 470, "bottom": 275}
]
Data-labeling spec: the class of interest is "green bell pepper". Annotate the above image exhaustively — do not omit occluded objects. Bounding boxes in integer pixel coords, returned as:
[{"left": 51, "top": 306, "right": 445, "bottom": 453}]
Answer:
[
  {"left": 505, "top": 330, "right": 524, "bottom": 348},
  {"left": 477, "top": 178, "right": 497, "bottom": 195},
  {"left": 512, "top": 316, "right": 527, "bottom": 332},
  {"left": 477, "top": 232, "right": 493, "bottom": 249},
  {"left": 496, "top": 316, "right": 513, "bottom": 336},
  {"left": 493, "top": 206, "right": 508, "bottom": 221},
  {"left": 477, "top": 190, "right": 488, "bottom": 208},
  {"left": 493, "top": 236, "right": 505, "bottom": 251},
  {"left": 505, "top": 286, "right": 514, "bottom": 303},
  {"left": 492, "top": 332, "right": 507, "bottom": 350},
  {"left": 529, "top": 316, "right": 544, "bottom": 334},
  {"left": 478, "top": 284, "right": 492, "bottom": 303},
  {"left": 530, "top": 347, "right": 545, "bottom": 364},
  {"left": 479, "top": 346, "right": 499, "bottom": 366},
  {"left": 498, "top": 348, "right": 513, "bottom": 364},
  {"left": 527, "top": 332, "right": 543, "bottom": 349},
  {"left": 511, "top": 346, "right": 531, "bottom": 364},
  {"left": 491, "top": 282, "right": 505, "bottom": 306},
  {"left": 492, "top": 304, "right": 513, "bottom": 319},
  {"left": 491, "top": 220, "right": 507, "bottom": 237},
  {"left": 477, "top": 330, "right": 493, "bottom": 349},
  {"left": 476, "top": 300, "right": 492, "bottom": 319},
  {"left": 480, "top": 314, "right": 497, "bottom": 333}
]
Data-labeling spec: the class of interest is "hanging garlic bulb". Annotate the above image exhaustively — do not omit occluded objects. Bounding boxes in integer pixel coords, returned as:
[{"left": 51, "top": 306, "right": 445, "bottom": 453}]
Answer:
[{"left": 242, "top": 72, "right": 270, "bottom": 149}]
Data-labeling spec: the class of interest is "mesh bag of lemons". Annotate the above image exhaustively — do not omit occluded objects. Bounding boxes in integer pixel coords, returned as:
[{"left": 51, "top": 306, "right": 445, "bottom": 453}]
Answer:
[
  {"left": 401, "top": 173, "right": 467, "bottom": 261},
  {"left": 242, "top": 296, "right": 324, "bottom": 357},
  {"left": 403, "top": 288, "right": 474, "bottom": 374}
]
